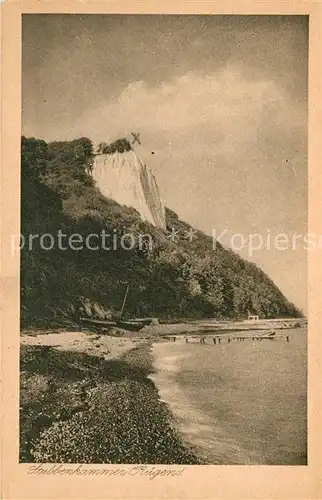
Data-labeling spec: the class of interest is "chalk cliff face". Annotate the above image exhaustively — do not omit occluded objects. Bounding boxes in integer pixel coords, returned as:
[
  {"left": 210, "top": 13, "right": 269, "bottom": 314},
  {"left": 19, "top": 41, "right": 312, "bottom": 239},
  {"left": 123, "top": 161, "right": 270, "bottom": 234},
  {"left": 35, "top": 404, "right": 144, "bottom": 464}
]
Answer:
[{"left": 92, "top": 151, "right": 166, "bottom": 229}]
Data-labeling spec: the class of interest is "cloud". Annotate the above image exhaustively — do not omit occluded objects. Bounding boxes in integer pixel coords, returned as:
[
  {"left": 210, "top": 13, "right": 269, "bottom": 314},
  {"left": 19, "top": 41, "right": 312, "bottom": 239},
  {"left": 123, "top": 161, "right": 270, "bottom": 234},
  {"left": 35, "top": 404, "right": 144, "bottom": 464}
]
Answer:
[
  {"left": 75, "top": 66, "right": 305, "bottom": 159},
  {"left": 74, "top": 66, "right": 307, "bottom": 234}
]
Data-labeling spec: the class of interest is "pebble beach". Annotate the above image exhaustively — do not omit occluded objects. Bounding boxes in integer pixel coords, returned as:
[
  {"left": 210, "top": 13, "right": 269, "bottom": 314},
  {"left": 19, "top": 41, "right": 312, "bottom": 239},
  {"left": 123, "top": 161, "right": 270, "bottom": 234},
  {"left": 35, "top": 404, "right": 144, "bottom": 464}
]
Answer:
[{"left": 20, "top": 330, "right": 201, "bottom": 464}]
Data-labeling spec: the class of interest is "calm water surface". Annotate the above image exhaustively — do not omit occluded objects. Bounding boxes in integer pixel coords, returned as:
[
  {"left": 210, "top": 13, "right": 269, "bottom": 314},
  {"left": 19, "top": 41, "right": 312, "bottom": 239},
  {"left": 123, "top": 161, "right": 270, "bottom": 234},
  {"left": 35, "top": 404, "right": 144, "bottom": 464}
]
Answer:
[{"left": 150, "top": 328, "right": 307, "bottom": 465}]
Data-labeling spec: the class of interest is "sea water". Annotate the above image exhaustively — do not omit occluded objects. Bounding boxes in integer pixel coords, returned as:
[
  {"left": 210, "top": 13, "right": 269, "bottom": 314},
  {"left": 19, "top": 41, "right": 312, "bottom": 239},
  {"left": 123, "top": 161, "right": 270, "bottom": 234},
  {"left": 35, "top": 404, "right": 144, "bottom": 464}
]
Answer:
[{"left": 150, "top": 328, "right": 307, "bottom": 465}]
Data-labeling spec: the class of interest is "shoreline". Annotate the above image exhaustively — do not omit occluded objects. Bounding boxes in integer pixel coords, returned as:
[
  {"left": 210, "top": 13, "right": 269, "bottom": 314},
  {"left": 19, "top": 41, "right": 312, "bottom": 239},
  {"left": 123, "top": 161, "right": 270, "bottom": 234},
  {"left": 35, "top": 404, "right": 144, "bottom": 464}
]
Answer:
[
  {"left": 20, "top": 327, "right": 306, "bottom": 465},
  {"left": 20, "top": 333, "right": 201, "bottom": 464},
  {"left": 21, "top": 314, "right": 306, "bottom": 341},
  {"left": 148, "top": 332, "right": 307, "bottom": 466}
]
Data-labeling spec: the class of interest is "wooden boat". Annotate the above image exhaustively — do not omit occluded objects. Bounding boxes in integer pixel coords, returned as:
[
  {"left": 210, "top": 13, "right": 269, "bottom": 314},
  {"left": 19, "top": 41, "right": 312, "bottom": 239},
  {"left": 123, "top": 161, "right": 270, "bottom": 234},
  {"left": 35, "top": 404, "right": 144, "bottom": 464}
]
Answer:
[
  {"left": 111, "top": 284, "right": 153, "bottom": 330},
  {"left": 115, "top": 319, "right": 151, "bottom": 331},
  {"left": 79, "top": 317, "right": 152, "bottom": 332},
  {"left": 80, "top": 285, "right": 154, "bottom": 332}
]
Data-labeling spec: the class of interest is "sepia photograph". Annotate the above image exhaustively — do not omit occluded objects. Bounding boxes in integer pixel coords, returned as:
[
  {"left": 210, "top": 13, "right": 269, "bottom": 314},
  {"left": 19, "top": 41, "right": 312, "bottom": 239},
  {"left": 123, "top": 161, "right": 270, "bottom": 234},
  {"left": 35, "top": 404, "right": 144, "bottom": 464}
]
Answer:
[{"left": 19, "top": 13, "right": 308, "bottom": 467}]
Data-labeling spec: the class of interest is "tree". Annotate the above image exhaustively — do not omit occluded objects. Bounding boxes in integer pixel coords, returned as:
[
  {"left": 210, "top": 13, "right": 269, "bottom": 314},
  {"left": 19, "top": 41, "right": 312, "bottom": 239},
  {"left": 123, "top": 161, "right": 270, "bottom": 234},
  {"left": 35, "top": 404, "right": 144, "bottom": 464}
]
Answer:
[
  {"left": 96, "top": 138, "right": 133, "bottom": 155},
  {"left": 97, "top": 142, "right": 107, "bottom": 154}
]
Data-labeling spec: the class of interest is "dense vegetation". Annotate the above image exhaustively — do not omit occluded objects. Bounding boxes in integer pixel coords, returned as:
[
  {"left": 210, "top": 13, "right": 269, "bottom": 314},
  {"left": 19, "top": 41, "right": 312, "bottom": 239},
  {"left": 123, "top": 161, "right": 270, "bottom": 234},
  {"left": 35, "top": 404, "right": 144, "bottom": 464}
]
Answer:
[
  {"left": 20, "top": 136, "right": 301, "bottom": 328},
  {"left": 96, "top": 138, "right": 133, "bottom": 155}
]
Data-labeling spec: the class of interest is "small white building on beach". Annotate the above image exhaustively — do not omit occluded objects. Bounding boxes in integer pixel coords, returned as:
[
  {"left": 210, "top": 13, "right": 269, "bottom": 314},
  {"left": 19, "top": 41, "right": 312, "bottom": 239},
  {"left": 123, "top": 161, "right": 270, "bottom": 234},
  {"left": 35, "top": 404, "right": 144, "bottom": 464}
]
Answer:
[{"left": 244, "top": 314, "right": 260, "bottom": 324}]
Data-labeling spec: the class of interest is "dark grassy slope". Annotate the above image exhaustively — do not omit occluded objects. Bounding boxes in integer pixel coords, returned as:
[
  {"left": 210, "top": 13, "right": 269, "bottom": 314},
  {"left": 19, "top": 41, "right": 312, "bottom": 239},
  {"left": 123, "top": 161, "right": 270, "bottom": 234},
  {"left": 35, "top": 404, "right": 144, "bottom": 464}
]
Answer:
[{"left": 20, "top": 136, "right": 301, "bottom": 328}]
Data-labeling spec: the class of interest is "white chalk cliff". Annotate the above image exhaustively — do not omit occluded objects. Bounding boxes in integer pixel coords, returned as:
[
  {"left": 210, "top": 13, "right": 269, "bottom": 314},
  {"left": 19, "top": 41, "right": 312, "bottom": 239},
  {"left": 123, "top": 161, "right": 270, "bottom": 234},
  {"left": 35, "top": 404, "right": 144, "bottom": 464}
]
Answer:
[{"left": 92, "top": 151, "right": 166, "bottom": 229}]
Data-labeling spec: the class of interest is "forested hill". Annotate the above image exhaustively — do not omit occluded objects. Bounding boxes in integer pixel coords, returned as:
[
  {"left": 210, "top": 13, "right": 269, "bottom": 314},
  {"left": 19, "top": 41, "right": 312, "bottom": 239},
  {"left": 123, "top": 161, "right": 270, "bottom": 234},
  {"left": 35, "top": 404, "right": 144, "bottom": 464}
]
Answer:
[{"left": 20, "top": 136, "right": 302, "bottom": 327}]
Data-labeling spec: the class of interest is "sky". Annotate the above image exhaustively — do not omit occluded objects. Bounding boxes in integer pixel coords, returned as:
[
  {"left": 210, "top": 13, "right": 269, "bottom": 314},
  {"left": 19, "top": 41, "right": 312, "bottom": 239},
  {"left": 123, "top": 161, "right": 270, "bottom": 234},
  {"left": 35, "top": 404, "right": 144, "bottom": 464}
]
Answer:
[{"left": 22, "top": 15, "right": 308, "bottom": 313}]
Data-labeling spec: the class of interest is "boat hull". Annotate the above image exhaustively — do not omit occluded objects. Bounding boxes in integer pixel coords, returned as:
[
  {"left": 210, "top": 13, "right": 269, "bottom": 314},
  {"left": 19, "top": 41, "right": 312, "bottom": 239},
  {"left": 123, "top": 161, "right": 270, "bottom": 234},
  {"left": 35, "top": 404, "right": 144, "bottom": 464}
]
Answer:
[{"left": 79, "top": 317, "right": 152, "bottom": 332}]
